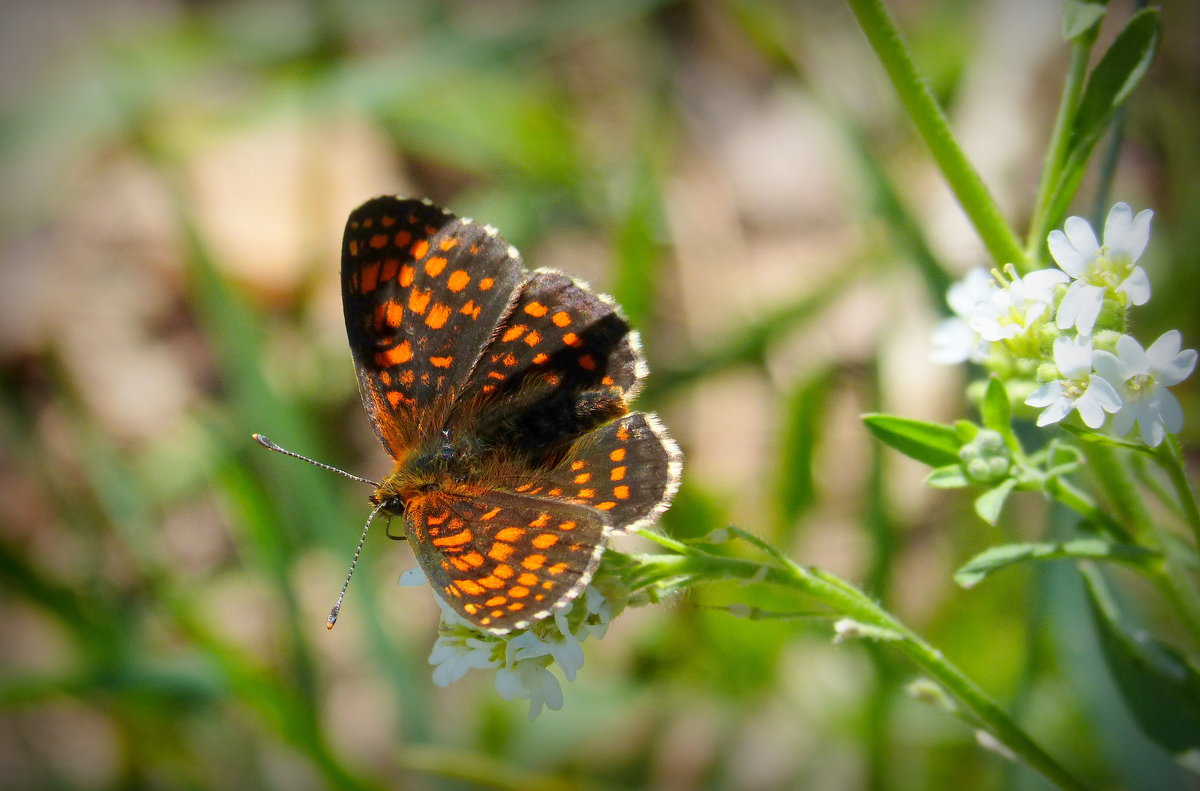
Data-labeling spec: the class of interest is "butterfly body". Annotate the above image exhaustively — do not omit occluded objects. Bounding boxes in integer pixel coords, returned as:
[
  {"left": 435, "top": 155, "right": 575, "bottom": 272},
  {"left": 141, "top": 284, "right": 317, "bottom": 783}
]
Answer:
[{"left": 341, "top": 196, "right": 680, "bottom": 633}]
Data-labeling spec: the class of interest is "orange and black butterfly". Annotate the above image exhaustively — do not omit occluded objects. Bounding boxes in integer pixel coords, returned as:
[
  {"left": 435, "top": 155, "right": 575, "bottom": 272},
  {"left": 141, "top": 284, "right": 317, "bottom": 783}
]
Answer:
[{"left": 265, "top": 197, "right": 680, "bottom": 635}]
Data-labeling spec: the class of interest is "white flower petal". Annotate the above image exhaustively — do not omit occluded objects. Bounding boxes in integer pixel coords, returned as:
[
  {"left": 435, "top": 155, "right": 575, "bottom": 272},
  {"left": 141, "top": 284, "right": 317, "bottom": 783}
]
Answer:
[
  {"left": 1075, "top": 392, "right": 1107, "bottom": 429},
  {"left": 1092, "top": 350, "right": 1125, "bottom": 384},
  {"left": 1026, "top": 381, "right": 1065, "bottom": 408},
  {"left": 1157, "top": 389, "right": 1184, "bottom": 434},
  {"left": 495, "top": 667, "right": 524, "bottom": 700},
  {"left": 1063, "top": 216, "right": 1100, "bottom": 259},
  {"left": 1054, "top": 334, "right": 1094, "bottom": 378},
  {"left": 1056, "top": 280, "right": 1104, "bottom": 333},
  {"left": 1086, "top": 374, "right": 1122, "bottom": 413},
  {"left": 1136, "top": 407, "right": 1167, "bottom": 447},
  {"left": 1048, "top": 229, "right": 1087, "bottom": 277},
  {"left": 1037, "top": 399, "right": 1073, "bottom": 427},
  {"left": 1118, "top": 266, "right": 1151, "bottom": 306},
  {"left": 1114, "top": 334, "right": 1149, "bottom": 375},
  {"left": 1024, "top": 268, "right": 1069, "bottom": 299},
  {"left": 1146, "top": 331, "right": 1197, "bottom": 385},
  {"left": 1104, "top": 204, "right": 1153, "bottom": 261},
  {"left": 1111, "top": 404, "right": 1136, "bottom": 435}
]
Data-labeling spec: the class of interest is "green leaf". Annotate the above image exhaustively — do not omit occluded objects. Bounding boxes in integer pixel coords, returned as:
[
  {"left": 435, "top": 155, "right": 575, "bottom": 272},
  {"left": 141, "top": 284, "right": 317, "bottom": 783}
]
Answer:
[
  {"left": 1084, "top": 566, "right": 1200, "bottom": 768},
  {"left": 1067, "top": 9, "right": 1160, "bottom": 161},
  {"left": 974, "top": 478, "right": 1017, "bottom": 525},
  {"left": 954, "top": 539, "right": 1157, "bottom": 588},
  {"left": 980, "top": 376, "right": 1020, "bottom": 452},
  {"left": 954, "top": 420, "right": 980, "bottom": 443},
  {"left": 1062, "top": 0, "right": 1107, "bottom": 41},
  {"left": 776, "top": 371, "right": 836, "bottom": 526},
  {"left": 926, "top": 465, "right": 969, "bottom": 489},
  {"left": 862, "top": 414, "right": 962, "bottom": 468}
]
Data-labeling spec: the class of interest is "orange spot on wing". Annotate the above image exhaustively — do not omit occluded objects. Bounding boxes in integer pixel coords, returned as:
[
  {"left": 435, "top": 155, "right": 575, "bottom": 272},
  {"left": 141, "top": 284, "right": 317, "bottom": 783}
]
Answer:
[
  {"left": 430, "top": 355, "right": 454, "bottom": 368},
  {"left": 348, "top": 240, "right": 359, "bottom": 256},
  {"left": 386, "top": 391, "right": 402, "bottom": 408},
  {"left": 532, "top": 533, "right": 558, "bottom": 549},
  {"left": 611, "top": 466, "right": 626, "bottom": 481},
  {"left": 426, "top": 303, "right": 452, "bottom": 329},
  {"left": 495, "top": 527, "right": 524, "bottom": 542},
  {"left": 381, "top": 258, "right": 400, "bottom": 282},
  {"left": 532, "top": 353, "right": 549, "bottom": 364},
  {"left": 370, "top": 234, "right": 388, "bottom": 249},
  {"left": 596, "top": 501, "right": 616, "bottom": 511},
  {"left": 399, "top": 264, "right": 415, "bottom": 287},
  {"left": 552, "top": 311, "right": 571, "bottom": 327},
  {"left": 548, "top": 562, "right": 569, "bottom": 576},
  {"left": 425, "top": 256, "right": 447, "bottom": 276},
  {"left": 457, "top": 579, "right": 485, "bottom": 596},
  {"left": 577, "top": 354, "right": 596, "bottom": 371},
  {"left": 439, "top": 237, "right": 459, "bottom": 251},
  {"left": 578, "top": 489, "right": 596, "bottom": 498},
  {"left": 518, "top": 572, "right": 538, "bottom": 586},
  {"left": 509, "top": 586, "right": 530, "bottom": 598},
  {"left": 529, "top": 513, "right": 551, "bottom": 528},
  {"left": 524, "top": 330, "right": 542, "bottom": 346},
  {"left": 616, "top": 424, "right": 631, "bottom": 440},
  {"left": 376, "top": 341, "right": 413, "bottom": 366},
  {"left": 502, "top": 325, "right": 527, "bottom": 343},
  {"left": 408, "top": 289, "right": 431, "bottom": 314},
  {"left": 489, "top": 542, "right": 514, "bottom": 561},
  {"left": 361, "top": 262, "right": 381, "bottom": 293},
  {"left": 494, "top": 564, "right": 514, "bottom": 579},
  {"left": 447, "top": 270, "right": 470, "bottom": 292},
  {"left": 479, "top": 277, "right": 495, "bottom": 290},
  {"left": 394, "top": 230, "right": 411, "bottom": 247},
  {"left": 432, "top": 529, "right": 473, "bottom": 547},
  {"left": 381, "top": 216, "right": 395, "bottom": 227},
  {"left": 449, "top": 557, "right": 471, "bottom": 572},
  {"left": 570, "top": 460, "right": 586, "bottom": 471},
  {"left": 411, "top": 239, "right": 430, "bottom": 259},
  {"left": 521, "top": 554, "right": 546, "bottom": 570},
  {"left": 614, "top": 485, "right": 630, "bottom": 499},
  {"left": 502, "top": 353, "right": 518, "bottom": 367},
  {"left": 610, "top": 448, "right": 626, "bottom": 462},
  {"left": 573, "top": 473, "right": 591, "bottom": 484},
  {"left": 558, "top": 521, "right": 576, "bottom": 531},
  {"left": 477, "top": 575, "right": 504, "bottom": 589},
  {"left": 562, "top": 332, "right": 583, "bottom": 347},
  {"left": 462, "top": 552, "right": 485, "bottom": 568},
  {"left": 480, "top": 507, "right": 502, "bottom": 520},
  {"left": 508, "top": 601, "right": 525, "bottom": 611},
  {"left": 524, "top": 301, "right": 548, "bottom": 317},
  {"left": 384, "top": 300, "right": 404, "bottom": 328}
]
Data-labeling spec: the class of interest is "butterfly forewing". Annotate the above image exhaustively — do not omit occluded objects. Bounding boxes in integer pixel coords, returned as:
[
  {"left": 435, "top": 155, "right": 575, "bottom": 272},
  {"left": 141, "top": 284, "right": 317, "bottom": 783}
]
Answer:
[{"left": 341, "top": 197, "right": 524, "bottom": 457}]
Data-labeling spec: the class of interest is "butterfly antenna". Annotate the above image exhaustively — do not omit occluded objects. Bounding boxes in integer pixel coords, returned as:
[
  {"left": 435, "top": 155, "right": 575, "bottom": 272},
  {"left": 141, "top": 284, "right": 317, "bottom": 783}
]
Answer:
[
  {"left": 327, "top": 500, "right": 387, "bottom": 629},
  {"left": 252, "top": 434, "right": 379, "bottom": 487}
]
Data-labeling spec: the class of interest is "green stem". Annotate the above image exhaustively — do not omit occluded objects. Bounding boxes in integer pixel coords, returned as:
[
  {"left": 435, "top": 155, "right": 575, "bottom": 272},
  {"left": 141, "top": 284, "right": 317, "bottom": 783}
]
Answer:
[
  {"left": 1044, "top": 474, "right": 1132, "bottom": 542},
  {"left": 846, "top": 0, "right": 1025, "bottom": 268},
  {"left": 1083, "top": 444, "right": 1200, "bottom": 650},
  {"left": 635, "top": 543, "right": 1089, "bottom": 791},
  {"left": 1157, "top": 436, "right": 1200, "bottom": 551},
  {"left": 1025, "top": 33, "right": 1097, "bottom": 265}
]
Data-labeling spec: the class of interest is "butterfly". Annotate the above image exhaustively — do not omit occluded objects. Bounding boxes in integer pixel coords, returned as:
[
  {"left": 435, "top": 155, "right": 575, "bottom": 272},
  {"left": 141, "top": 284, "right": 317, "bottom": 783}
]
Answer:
[{"left": 262, "top": 196, "right": 680, "bottom": 635}]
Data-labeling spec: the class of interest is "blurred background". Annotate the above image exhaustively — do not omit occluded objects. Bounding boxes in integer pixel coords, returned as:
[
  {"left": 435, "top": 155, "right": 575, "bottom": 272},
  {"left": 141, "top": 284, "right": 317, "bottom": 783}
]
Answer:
[{"left": 1, "top": 0, "right": 1197, "bottom": 789}]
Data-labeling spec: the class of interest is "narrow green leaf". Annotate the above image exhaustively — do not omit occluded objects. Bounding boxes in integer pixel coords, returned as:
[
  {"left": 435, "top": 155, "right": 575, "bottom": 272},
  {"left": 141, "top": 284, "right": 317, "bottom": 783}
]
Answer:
[
  {"left": 926, "top": 465, "right": 969, "bottom": 489},
  {"left": 1084, "top": 566, "right": 1200, "bottom": 768},
  {"left": 974, "top": 478, "right": 1017, "bottom": 525},
  {"left": 1067, "top": 9, "right": 1160, "bottom": 162},
  {"left": 954, "top": 539, "right": 1157, "bottom": 588},
  {"left": 980, "top": 376, "right": 1020, "bottom": 452},
  {"left": 776, "top": 371, "right": 836, "bottom": 526},
  {"left": 1062, "top": 0, "right": 1107, "bottom": 41},
  {"left": 862, "top": 414, "right": 962, "bottom": 467}
]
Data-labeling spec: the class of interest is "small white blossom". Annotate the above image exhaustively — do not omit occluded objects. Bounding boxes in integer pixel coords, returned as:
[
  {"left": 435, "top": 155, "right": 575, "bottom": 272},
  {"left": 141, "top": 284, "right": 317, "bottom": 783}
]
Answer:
[
  {"left": 933, "top": 268, "right": 995, "bottom": 364},
  {"left": 968, "top": 268, "right": 1067, "bottom": 343},
  {"left": 1049, "top": 203, "right": 1153, "bottom": 334},
  {"left": 1093, "top": 330, "right": 1197, "bottom": 446},
  {"left": 408, "top": 570, "right": 621, "bottom": 719},
  {"left": 1025, "top": 335, "right": 1121, "bottom": 428}
]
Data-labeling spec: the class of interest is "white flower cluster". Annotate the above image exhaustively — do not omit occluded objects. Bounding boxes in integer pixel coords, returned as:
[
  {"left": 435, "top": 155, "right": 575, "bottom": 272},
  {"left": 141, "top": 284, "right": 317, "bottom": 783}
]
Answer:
[
  {"left": 932, "top": 203, "right": 1197, "bottom": 447},
  {"left": 401, "top": 566, "right": 616, "bottom": 719}
]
